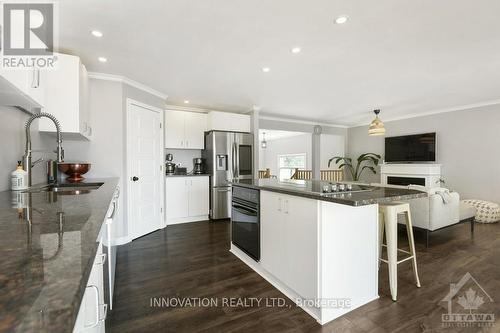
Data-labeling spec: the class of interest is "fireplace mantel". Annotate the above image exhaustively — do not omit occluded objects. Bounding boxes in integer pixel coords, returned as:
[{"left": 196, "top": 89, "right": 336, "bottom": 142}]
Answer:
[{"left": 380, "top": 164, "right": 442, "bottom": 187}]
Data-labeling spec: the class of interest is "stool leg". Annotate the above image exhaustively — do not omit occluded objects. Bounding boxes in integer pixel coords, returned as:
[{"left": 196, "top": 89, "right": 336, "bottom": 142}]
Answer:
[
  {"left": 386, "top": 209, "right": 398, "bottom": 301},
  {"left": 378, "top": 212, "right": 385, "bottom": 269},
  {"left": 405, "top": 211, "right": 421, "bottom": 288}
]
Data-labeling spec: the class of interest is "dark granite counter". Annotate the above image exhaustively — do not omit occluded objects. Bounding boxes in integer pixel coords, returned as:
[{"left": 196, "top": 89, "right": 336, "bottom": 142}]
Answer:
[
  {"left": 231, "top": 179, "right": 426, "bottom": 206},
  {"left": 0, "top": 178, "right": 119, "bottom": 333}
]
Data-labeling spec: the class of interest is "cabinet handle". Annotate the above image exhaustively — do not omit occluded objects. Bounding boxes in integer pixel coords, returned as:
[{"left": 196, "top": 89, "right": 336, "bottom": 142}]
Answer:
[
  {"left": 181, "top": 140, "right": 184, "bottom": 147},
  {"left": 84, "top": 285, "right": 100, "bottom": 328},
  {"left": 278, "top": 198, "right": 282, "bottom": 212},
  {"left": 284, "top": 200, "right": 289, "bottom": 214},
  {"left": 186, "top": 140, "right": 189, "bottom": 147},
  {"left": 98, "top": 304, "right": 108, "bottom": 323},
  {"left": 31, "top": 68, "right": 40, "bottom": 88},
  {"left": 94, "top": 253, "right": 107, "bottom": 266}
]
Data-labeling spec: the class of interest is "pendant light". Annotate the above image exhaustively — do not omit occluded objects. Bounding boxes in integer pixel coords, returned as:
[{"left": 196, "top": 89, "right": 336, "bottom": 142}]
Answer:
[
  {"left": 261, "top": 132, "right": 267, "bottom": 149},
  {"left": 368, "top": 109, "right": 386, "bottom": 136}
]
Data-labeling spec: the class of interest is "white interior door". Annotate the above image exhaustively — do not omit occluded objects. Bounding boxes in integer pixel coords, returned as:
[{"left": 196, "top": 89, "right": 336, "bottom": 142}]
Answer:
[{"left": 127, "top": 100, "right": 164, "bottom": 240}]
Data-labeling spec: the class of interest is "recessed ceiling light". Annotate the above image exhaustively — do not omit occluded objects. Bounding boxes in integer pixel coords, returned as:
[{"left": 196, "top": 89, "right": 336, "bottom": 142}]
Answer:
[
  {"left": 291, "top": 47, "right": 301, "bottom": 54},
  {"left": 91, "top": 30, "right": 103, "bottom": 37},
  {"left": 262, "top": 67, "right": 270, "bottom": 73},
  {"left": 98, "top": 57, "right": 107, "bottom": 63},
  {"left": 184, "top": 100, "right": 190, "bottom": 104},
  {"left": 335, "top": 15, "right": 349, "bottom": 24}
]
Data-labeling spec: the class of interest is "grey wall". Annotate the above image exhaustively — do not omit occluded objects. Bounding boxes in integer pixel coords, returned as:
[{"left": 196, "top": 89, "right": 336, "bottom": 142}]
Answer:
[
  {"left": 0, "top": 107, "right": 56, "bottom": 191},
  {"left": 347, "top": 104, "right": 500, "bottom": 204}
]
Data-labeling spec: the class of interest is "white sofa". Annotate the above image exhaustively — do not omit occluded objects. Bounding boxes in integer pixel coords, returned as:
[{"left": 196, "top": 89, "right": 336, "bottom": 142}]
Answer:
[{"left": 371, "top": 183, "right": 470, "bottom": 246}]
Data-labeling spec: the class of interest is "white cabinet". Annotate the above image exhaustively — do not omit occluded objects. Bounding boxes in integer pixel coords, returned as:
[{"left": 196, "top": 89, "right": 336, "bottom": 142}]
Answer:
[
  {"left": 165, "top": 177, "right": 189, "bottom": 220},
  {"left": 165, "top": 176, "right": 209, "bottom": 224},
  {"left": 39, "top": 53, "right": 91, "bottom": 140},
  {"left": 260, "top": 190, "right": 318, "bottom": 300},
  {"left": 164, "top": 110, "right": 207, "bottom": 149},
  {"left": 73, "top": 242, "right": 107, "bottom": 333},
  {"left": 207, "top": 111, "right": 251, "bottom": 132},
  {"left": 0, "top": 67, "right": 45, "bottom": 111}
]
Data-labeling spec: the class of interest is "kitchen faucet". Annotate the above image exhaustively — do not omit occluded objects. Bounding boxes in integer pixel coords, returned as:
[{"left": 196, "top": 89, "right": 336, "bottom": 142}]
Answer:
[{"left": 23, "top": 112, "right": 64, "bottom": 187}]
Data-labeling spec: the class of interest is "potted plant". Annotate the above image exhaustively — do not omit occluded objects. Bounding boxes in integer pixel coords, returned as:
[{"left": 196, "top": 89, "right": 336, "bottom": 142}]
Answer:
[{"left": 328, "top": 153, "right": 381, "bottom": 181}]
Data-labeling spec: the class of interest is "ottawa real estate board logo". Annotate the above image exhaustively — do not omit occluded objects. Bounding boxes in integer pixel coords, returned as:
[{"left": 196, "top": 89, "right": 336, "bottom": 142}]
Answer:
[
  {"left": 441, "top": 272, "right": 495, "bottom": 328},
  {"left": 1, "top": 2, "right": 57, "bottom": 69}
]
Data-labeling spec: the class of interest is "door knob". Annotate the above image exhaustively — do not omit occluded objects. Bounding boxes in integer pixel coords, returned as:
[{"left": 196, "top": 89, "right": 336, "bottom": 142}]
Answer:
[{"left": 132, "top": 176, "right": 139, "bottom": 181}]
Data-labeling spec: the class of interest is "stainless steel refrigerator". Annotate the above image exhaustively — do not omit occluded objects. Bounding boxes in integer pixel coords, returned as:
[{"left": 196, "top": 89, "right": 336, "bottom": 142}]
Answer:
[{"left": 203, "top": 130, "right": 254, "bottom": 219}]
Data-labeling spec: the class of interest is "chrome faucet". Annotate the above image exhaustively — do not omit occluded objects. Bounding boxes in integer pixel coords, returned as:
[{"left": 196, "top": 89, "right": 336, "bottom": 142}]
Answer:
[{"left": 23, "top": 112, "right": 64, "bottom": 187}]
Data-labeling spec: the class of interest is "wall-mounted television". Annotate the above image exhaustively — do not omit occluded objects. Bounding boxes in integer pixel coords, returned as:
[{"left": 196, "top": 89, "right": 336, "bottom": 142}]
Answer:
[{"left": 385, "top": 133, "right": 436, "bottom": 163}]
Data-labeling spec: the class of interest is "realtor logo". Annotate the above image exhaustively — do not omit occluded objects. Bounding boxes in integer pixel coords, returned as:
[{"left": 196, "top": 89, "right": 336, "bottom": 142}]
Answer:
[
  {"left": 2, "top": 3, "right": 53, "bottom": 55},
  {"left": 441, "top": 272, "right": 494, "bottom": 328}
]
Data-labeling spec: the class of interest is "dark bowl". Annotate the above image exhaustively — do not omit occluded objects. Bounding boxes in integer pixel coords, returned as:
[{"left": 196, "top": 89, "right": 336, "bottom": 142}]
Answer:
[{"left": 58, "top": 163, "right": 91, "bottom": 182}]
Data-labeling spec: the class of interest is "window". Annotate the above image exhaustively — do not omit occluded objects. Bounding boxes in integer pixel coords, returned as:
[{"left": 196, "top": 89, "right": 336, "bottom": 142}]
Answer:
[{"left": 278, "top": 153, "right": 306, "bottom": 180}]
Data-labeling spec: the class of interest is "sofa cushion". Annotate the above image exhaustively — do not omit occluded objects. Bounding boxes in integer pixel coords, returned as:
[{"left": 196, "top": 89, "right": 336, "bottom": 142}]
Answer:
[{"left": 459, "top": 202, "right": 476, "bottom": 221}]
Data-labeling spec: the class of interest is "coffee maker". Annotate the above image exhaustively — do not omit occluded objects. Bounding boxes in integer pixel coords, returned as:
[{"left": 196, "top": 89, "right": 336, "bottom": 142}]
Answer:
[
  {"left": 193, "top": 158, "right": 204, "bottom": 174},
  {"left": 165, "top": 154, "right": 175, "bottom": 175}
]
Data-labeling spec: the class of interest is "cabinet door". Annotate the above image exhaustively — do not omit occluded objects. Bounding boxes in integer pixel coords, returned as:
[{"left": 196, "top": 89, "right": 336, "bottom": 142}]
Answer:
[
  {"left": 208, "top": 111, "right": 251, "bottom": 132},
  {"left": 78, "top": 63, "right": 91, "bottom": 139},
  {"left": 40, "top": 53, "right": 81, "bottom": 133},
  {"left": 188, "top": 176, "right": 209, "bottom": 216},
  {"left": 165, "top": 177, "right": 189, "bottom": 221},
  {"left": 260, "top": 191, "right": 286, "bottom": 279},
  {"left": 184, "top": 112, "right": 207, "bottom": 149},
  {"left": 164, "top": 110, "right": 186, "bottom": 148},
  {"left": 0, "top": 68, "right": 44, "bottom": 108},
  {"left": 284, "top": 194, "right": 318, "bottom": 300}
]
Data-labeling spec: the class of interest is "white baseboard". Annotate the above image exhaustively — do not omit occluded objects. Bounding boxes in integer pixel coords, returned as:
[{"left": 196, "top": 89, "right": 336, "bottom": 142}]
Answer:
[{"left": 167, "top": 215, "right": 208, "bottom": 225}]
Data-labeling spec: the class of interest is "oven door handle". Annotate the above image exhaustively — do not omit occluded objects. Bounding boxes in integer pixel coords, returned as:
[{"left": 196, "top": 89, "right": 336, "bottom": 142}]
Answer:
[{"left": 232, "top": 204, "right": 258, "bottom": 216}]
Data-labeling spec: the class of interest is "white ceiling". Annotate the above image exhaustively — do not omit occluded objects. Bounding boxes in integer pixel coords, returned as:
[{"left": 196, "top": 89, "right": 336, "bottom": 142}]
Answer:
[
  {"left": 259, "top": 129, "right": 307, "bottom": 142},
  {"left": 58, "top": 0, "right": 500, "bottom": 125}
]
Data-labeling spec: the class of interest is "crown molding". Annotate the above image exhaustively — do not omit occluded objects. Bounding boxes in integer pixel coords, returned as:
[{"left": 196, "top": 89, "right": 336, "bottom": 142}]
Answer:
[
  {"left": 349, "top": 99, "right": 500, "bottom": 127},
  {"left": 88, "top": 72, "right": 168, "bottom": 100},
  {"left": 259, "top": 114, "right": 348, "bottom": 129}
]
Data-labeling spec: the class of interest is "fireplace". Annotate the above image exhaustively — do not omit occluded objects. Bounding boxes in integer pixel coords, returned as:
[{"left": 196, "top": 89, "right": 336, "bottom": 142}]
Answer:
[
  {"left": 380, "top": 164, "right": 442, "bottom": 188},
  {"left": 387, "top": 176, "right": 426, "bottom": 187}
]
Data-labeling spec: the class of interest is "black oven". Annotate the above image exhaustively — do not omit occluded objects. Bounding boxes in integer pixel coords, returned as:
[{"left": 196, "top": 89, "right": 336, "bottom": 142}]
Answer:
[{"left": 231, "top": 186, "right": 260, "bottom": 261}]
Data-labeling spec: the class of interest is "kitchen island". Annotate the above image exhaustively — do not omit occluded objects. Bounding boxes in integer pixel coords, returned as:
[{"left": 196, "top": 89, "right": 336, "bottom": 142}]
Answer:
[
  {"left": 0, "top": 178, "right": 119, "bottom": 332},
  {"left": 230, "top": 179, "right": 426, "bottom": 325}
]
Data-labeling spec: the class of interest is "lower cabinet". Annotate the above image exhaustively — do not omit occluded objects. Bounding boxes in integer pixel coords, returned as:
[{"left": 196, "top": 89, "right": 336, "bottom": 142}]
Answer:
[
  {"left": 165, "top": 176, "right": 209, "bottom": 224},
  {"left": 73, "top": 242, "right": 107, "bottom": 333},
  {"left": 260, "top": 191, "right": 318, "bottom": 301},
  {"left": 73, "top": 187, "right": 119, "bottom": 333}
]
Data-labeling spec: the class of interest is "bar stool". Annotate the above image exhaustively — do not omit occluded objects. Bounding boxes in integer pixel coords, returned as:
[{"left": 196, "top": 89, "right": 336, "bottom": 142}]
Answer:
[{"left": 379, "top": 202, "right": 421, "bottom": 301}]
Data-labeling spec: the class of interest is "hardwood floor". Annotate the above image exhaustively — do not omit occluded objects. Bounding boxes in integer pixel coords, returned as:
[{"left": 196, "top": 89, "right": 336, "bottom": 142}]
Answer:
[{"left": 107, "top": 220, "right": 500, "bottom": 333}]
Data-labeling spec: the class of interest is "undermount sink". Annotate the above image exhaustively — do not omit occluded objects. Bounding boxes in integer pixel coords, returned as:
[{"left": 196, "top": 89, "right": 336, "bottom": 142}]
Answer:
[{"left": 22, "top": 182, "right": 104, "bottom": 194}]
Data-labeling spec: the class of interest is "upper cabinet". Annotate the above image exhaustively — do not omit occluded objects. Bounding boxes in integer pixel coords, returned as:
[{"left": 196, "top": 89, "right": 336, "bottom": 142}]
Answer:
[
  {"left": 207, "top": 111, "right": 251, "bottom": 133},
  {"left": 39, "top": 53, "right": 91, "bottom": 140},
  {"left": 0, "top": 66, "right": 45, "bottom": 113},
  {"left": 164, "top": 110, "right": 207, "bottom": 149}
]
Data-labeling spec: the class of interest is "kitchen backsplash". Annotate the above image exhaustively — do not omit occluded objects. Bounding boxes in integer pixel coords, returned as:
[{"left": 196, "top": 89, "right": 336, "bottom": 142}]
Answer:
[
  {"left": 165, "top": 149, "right": 202, "bottom": 172},
  {"left": 0, "top": 106, "right": 51, "bottom": 191}
]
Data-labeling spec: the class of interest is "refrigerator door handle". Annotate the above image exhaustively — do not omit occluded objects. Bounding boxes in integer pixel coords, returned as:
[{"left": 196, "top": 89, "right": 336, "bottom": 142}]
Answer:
[{"left": 232, "top": 141, "right": 237, "bottom": 179}]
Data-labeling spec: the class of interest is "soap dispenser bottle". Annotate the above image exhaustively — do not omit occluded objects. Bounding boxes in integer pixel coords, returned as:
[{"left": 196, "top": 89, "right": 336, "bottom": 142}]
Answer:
[{"left": 11, "top": 161, "right": 28, "bottom": 191}]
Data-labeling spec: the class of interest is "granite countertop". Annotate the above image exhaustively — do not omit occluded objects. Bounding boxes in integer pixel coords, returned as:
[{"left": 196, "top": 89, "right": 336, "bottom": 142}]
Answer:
[
  {"left": 231, "top": 179, "right": 427, "bottom": 206},
  {"left": 0, "top": 178, "right": 119, "bottom": 333}
]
